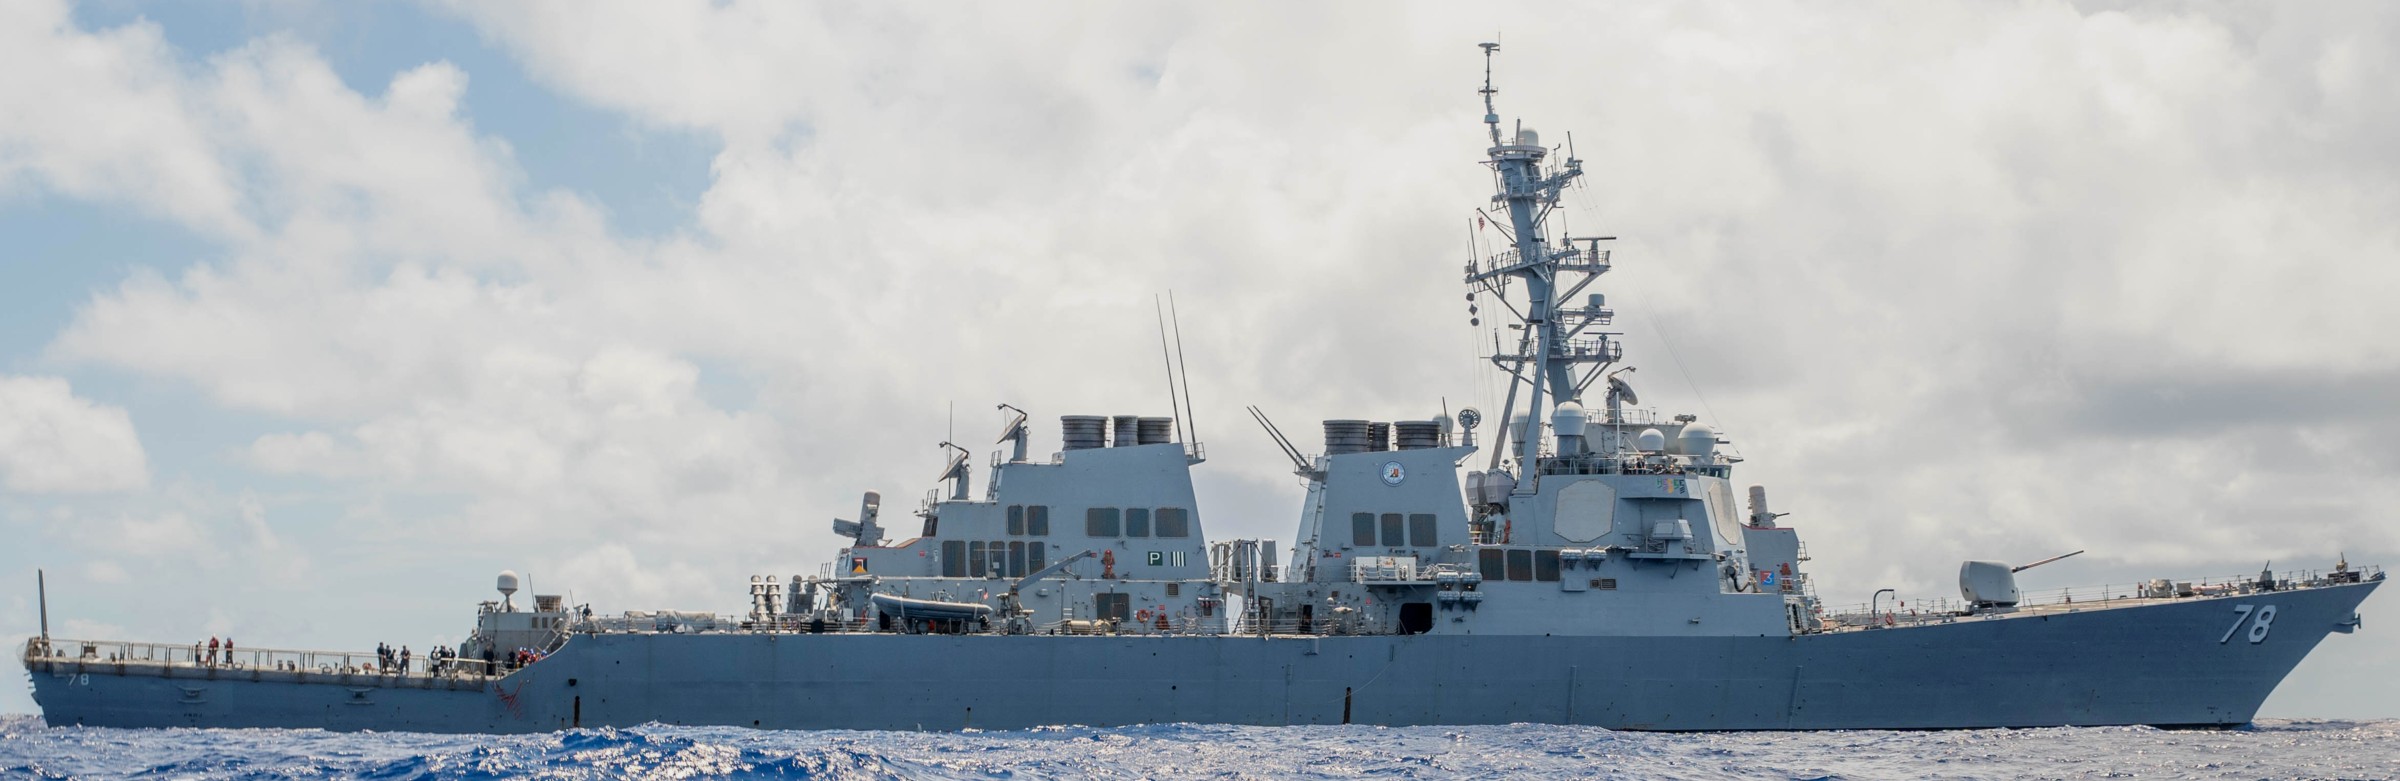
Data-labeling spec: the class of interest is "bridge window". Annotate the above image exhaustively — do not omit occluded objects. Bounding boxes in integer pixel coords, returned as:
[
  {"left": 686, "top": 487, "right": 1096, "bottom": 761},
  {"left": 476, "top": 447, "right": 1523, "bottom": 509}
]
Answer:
[
  {"left": 1155, "top": 508, "right": 1190, "bottom": 538},
  {"left": 1534, "top": 549, "right": 1561, "bottom": 582},
  {"left": 1086, "top": 507, "right": 1120, "bottom": 537},
  {"left": 1008, "top": 541, "right": 1026, "bottom": 578},
  {"left": 1478, "top": 548, "right": 1505, "bottom": 581},
  {"left": 1380, "top": 513, "right": 1404, "bottom": 547},
  {"left": 1408, "top": 513, "right": 1437, "bottom": 547},
  {"left": 1028, "top": 541, "right": 1046, "bottom": 571},
  {"left": 1126, "top": 508, "right": 1151, "bottom": 538},
  {"left": 988, "top": 543, "right": 1006, "bottom": 577},
  {"left": 1506, "top": 549, "right": 1533, "bottom": 581},
  {"left": 969, "top": 541, "right": 988, "bottom": 578},
  {"left": 1006, "top": 505, "right": 1025, "bottom": 535},
  {"left": 1027, "top": 505, "right": 1050, "bottom": 536},
  {"left": 1352, "top": 513, "right": 1377, "bottom": 547},
  {"left": 942, "top": 540, "right": 967, "bottom": 577}
]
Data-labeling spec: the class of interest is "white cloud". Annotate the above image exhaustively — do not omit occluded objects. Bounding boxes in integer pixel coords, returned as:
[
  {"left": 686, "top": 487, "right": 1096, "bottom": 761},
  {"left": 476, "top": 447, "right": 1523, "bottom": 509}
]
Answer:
[
  {"left": 108, "top": 509, "right": 211, "bottom": 559},
  {"left": 191, "top": 1, "right": 2400, "bottom": 580},
  {"left": 541, "top": 542, "right": 719, "bottom": 613},
  {"left": 0, "top": 375, "right": 149, "bottom": 493},
  {"left": 243, "top": 345, "right": 798, "bottom": 548},
  {"left": 0, "top": 1, "right": 255, "bottom": 239},
  {"left": 3, "top": 0, "right": 2398, "bottom": 716},
  {"left": 13, "top": 0, "right": 2396, "bottom": 582},
  {"left": 82, "top": 560, "right": 128, "bottom": 584},
  {"left": 56, "top": 618, "right": 130, "bottom": 644}
]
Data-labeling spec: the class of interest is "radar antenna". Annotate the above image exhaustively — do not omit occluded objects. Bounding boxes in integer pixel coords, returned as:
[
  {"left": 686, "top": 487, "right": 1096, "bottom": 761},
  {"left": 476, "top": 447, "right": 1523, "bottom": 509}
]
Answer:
[
  {"left": 995, "top": 404, "right": 1029, "bottom": 463},
  {"left": 1464, "top": 43, "right": 1618, "bottom": 490},
  {"left": 832, "top": 491, "right": 886, "bottom": 547},
  {"left": 1479, "top": 42, "right": 1503, "bottom": 147},
  {"left": 936, "top": 442, "right": 971, "bottom": 501}
]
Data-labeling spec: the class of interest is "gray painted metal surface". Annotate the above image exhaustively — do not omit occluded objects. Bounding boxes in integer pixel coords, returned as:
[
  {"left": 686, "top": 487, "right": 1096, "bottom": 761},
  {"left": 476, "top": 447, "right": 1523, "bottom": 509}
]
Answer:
[
  {"left": 19, "top": 44, "right": 2384, "bottom": 733},
  {"left": 26, "top": 580, "right": 2379, "bottom": 732}
]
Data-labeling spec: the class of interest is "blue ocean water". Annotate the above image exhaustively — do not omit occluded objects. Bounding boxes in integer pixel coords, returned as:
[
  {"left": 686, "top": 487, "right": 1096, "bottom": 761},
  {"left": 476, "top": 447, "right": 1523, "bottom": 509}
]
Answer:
[{"left": 3, "top": 715, "right": 2395, "bottom": 780}]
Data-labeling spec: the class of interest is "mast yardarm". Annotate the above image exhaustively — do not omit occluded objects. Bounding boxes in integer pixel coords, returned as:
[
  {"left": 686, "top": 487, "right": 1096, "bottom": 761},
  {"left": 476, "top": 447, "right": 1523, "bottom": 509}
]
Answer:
[{"left": 1465, "top": 43, "right": 1621, "bottom": 489}]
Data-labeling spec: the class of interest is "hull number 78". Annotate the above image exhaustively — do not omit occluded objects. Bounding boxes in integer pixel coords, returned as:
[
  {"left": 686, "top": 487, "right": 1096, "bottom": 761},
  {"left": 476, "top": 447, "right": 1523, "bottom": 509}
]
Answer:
[{"left": 2220, "top": 604, "right": 2278, "bottom": 644}]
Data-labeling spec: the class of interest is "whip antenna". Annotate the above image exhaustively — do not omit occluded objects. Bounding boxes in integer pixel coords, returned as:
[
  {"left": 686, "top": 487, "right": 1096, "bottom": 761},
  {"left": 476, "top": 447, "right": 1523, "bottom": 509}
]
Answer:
[
  {"left": 1248, "top": 405, "right": 1308, "bottom": 472},
  {"left": 1170, "top": 292, "right": 1198, "bottom": 445},
  {"left": 1155, "top": 295, "right": 1184, "bottom": 443}
]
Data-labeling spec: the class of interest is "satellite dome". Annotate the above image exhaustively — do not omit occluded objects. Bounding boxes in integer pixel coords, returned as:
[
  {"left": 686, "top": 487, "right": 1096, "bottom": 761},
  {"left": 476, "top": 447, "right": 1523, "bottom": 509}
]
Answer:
[
  {"left": 497, "top": 570, "right": 520, "bottom": 597},
  {"left": 1552, "top": 402, "right": 1587, "bottom": 438},
  {"left": 1677, "top": 423, "right": 1717, "bottom": 456},
  {"left": 1635, "top": 428, "right": 1667, "bottom": 453}
]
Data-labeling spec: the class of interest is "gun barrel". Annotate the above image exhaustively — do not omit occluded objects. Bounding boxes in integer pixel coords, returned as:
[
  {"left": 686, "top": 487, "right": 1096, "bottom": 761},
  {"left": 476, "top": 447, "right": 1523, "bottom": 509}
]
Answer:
[{"left": 2013, "top": 549, "right": 2086, "bottom": 573}]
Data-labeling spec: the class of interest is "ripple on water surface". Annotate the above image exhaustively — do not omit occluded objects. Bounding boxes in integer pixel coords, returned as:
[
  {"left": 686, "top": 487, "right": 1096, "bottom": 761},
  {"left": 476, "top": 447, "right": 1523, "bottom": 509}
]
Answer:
[{"left": 5, "top": 715, "right": 2398, "bottom": 780}]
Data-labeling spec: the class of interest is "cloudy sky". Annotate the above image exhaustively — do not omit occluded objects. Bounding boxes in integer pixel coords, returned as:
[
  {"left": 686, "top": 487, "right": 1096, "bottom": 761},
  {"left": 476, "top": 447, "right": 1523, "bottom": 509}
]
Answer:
[{"left": 4, "top": 1, "right": 2396, "bottom": 718}]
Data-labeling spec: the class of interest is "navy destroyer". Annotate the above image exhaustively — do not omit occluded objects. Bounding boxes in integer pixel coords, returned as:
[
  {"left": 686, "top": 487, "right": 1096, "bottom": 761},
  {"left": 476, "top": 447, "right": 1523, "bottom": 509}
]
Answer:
[{"left": 22, "top": 45, "right": 2381, "bottom": 733}]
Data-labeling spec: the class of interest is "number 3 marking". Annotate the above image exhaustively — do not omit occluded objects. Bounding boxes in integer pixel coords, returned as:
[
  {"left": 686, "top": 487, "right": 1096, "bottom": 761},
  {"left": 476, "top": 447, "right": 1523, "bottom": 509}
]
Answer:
[{"left": 2220, "top": 604, "right": 2277, "bottom": 644}]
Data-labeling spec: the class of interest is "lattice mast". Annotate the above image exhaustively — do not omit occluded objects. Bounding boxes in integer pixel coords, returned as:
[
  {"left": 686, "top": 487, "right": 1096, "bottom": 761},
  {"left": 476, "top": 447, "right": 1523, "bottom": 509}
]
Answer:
[{"left": 1464, "top": 43, "right": 1624, "bottom": 489}]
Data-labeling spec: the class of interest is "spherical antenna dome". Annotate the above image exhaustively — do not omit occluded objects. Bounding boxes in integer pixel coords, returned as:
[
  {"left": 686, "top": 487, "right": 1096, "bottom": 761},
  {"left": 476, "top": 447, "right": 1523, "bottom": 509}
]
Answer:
[
  {"left": 497, "top": 570, "right": 520, "bottom": 597},
  {"left": 1635, "top": 428, "right": 1667, "bottom": 453},
  {"left": 1552, "top": 402, "right": 1588, "bottom": 438},
  {"left": 1677, "top": 423, "right": 1717, "bottom": 456}
]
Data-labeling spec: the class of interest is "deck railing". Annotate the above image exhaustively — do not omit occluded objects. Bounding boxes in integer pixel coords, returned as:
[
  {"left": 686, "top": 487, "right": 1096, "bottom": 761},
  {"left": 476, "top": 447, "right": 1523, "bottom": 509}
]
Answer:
[
  {"left": 23, "top": 637, "right": 502, "bottom": 679},
  {"left": 1033, "top": 614, "right": 1236, "bottom": 636},
  {"left": 1816, "top": 565, "right": 2382, "bottom": 631}
]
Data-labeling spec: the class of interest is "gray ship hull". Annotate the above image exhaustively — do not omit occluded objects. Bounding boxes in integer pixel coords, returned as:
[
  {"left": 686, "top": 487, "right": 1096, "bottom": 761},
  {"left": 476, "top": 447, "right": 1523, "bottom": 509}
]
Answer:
[{"left": 27, "top": 580, "right": 2377, "bottom": 733}]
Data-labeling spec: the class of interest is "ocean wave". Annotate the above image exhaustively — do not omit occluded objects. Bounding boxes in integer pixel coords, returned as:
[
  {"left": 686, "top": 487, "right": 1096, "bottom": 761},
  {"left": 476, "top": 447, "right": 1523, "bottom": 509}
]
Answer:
[{"left": 5, "top": 715, "right": 2397, "bottom": 780}]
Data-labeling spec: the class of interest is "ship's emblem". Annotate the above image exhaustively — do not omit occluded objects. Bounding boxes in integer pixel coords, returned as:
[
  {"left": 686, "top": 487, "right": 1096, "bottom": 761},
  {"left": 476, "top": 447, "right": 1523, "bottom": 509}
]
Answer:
[
  {"left": 493, "top": 681, "right": 527, "bottom": 718},
  {"left": 1381, "top": 461, "right": 1406, "bottom": 486}
]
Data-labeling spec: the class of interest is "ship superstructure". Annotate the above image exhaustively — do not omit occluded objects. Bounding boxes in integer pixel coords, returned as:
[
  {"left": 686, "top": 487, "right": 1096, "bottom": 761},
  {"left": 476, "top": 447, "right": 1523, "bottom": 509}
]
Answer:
[{"left": 22, "top": 45, "right": 2381, "bottom": 734}]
